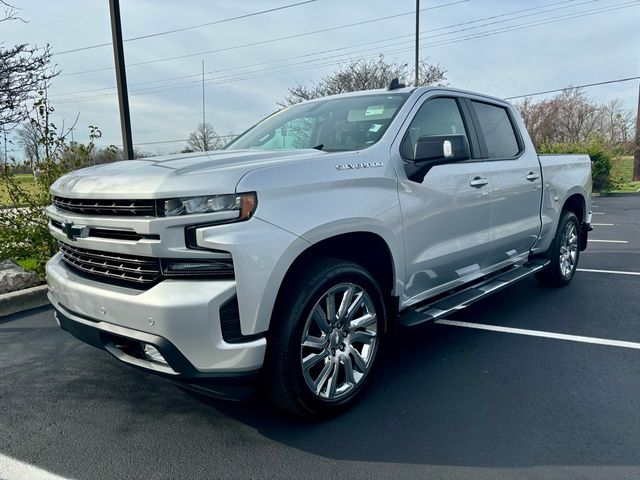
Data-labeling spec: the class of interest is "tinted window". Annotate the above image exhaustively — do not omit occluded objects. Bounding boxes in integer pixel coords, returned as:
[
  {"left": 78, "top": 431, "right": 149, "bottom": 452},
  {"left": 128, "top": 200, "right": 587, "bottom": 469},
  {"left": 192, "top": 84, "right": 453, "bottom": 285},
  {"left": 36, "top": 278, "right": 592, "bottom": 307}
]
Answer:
[
  {"left": 472, "top": 101, "right": 520, "bottom": 158},
  {"left": 400, "top": 98, "right": 467, "bottom": 160},
  {"left": 227, "top": 94, "right": 408, "bottom": 152}
]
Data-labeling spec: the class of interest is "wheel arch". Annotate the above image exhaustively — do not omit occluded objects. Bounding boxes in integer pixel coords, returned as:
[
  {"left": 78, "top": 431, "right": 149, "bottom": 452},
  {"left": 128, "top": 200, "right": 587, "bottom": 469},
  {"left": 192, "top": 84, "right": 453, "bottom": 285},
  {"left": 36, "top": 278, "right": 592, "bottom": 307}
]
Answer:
[
  {"left": 272, "top": 231, "right": 399, "bottom": 333},
  {"left": 562, "top": 193, "right": 587, "bottom": 223}
]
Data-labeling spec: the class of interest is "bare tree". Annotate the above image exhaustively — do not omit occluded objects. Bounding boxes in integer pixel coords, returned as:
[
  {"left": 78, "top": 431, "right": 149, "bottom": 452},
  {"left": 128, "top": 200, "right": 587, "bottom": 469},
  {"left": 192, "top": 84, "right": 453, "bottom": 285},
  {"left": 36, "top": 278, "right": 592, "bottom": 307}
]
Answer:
[
  {"left": 1, "top": 46, "right": 58, "bottom": 129},
  {"left": 1, "top": 0, "right": 24, "bottom": 23},
  {"left": 281, "top": 56, "right": 447, "bottom": 106},
  {"left": 15, "top": 121, "right": 42, "bottom": 173},
  {"left": 1, "top": 2, "right": 58, "bottom": 130},
  {"left": 601, "top": 99, "right": 636, "bottom": 144},
  {"left": 550, "top": 88, "right": 603, "bottom": 143},
  {"left": 517, "top": 97, "right": 559, "bottom": 148},
  {"left": 516, "top": 87, "right": 636, "bottom": 150},
  {"left": 185, "top": 123, "right": 225, "bottom": 152}
]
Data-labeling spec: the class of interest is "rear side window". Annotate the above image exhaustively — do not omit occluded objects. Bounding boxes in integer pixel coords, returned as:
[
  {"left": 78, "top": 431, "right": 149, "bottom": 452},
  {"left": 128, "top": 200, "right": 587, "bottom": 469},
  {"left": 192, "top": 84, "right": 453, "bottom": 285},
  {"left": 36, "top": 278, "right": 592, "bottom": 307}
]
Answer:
[{"left": 471, "top": 101, "right": 520, "bottom": 159}]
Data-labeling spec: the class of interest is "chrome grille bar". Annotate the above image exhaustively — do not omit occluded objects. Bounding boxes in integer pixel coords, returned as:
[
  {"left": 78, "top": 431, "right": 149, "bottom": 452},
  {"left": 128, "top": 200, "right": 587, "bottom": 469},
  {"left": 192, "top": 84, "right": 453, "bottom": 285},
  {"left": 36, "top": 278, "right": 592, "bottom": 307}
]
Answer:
[
  {"left": 52, "top": 196, "right": 156, "bottom": 216},
  {"left": 59, "top": 243, "right": 161, "bottom": 285}
]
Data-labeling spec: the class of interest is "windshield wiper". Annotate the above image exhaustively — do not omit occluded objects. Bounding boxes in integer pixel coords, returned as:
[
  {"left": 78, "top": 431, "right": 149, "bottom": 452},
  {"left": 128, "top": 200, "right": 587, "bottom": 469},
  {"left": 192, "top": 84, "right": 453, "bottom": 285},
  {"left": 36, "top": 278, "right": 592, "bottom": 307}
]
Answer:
[{"left": 312, "top": 144, "right": 324, "bottom": 151}]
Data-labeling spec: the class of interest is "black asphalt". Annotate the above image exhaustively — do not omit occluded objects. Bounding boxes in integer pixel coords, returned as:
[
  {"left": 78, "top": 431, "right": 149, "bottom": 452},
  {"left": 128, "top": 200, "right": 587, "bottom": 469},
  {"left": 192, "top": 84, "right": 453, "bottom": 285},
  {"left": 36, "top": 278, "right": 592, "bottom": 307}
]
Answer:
[{"left": 1, "top": 194, "right": 639, "bottom": 480}]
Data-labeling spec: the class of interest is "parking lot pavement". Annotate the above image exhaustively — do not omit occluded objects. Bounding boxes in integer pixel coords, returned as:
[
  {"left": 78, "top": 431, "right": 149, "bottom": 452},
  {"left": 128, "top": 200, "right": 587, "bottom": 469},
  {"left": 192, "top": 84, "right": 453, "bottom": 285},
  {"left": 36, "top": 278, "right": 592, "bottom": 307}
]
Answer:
[
  {"left": 579, "top": 194, "right": 640, "bottom": 272},
  {"left": 1, "top": 194, "right": 639, "bottom": 480}
]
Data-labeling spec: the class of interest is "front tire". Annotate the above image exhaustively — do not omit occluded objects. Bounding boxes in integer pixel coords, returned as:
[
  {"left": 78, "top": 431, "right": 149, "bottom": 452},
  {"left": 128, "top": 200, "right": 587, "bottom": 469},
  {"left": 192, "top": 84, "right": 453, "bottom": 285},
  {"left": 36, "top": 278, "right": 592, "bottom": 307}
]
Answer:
[
  {"left": 265, "top": 258, "right": 385, "bottom": 417},
  {"left": 535, "top": 210, "right": 581, "bottom": 287}
]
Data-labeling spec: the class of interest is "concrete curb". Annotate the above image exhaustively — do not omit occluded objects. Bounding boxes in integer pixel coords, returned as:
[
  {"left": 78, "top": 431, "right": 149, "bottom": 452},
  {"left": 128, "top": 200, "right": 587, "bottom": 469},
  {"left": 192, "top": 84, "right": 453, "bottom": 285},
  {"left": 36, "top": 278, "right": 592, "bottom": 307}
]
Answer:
[{"left": 0, "top": 285, "right": 49, "bottom": 318}]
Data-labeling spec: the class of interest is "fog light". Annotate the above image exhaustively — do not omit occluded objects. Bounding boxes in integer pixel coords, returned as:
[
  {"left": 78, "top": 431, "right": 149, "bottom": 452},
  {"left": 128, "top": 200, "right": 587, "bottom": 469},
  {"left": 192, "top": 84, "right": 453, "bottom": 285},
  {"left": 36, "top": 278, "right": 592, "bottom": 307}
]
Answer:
[
  {"left": 161, "top": 258, "right": 234, "bottom": 277},
  {"left": 143, "top": 344, "right": 168, "bottom": 365}
]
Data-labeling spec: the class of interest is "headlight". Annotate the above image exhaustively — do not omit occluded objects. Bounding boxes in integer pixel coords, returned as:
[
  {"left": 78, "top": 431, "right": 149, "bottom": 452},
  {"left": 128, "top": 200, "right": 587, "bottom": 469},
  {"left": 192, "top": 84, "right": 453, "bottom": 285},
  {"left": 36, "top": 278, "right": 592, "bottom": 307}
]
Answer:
[{"left": 161, "top": 192, "right": 257, "bottom": 220}]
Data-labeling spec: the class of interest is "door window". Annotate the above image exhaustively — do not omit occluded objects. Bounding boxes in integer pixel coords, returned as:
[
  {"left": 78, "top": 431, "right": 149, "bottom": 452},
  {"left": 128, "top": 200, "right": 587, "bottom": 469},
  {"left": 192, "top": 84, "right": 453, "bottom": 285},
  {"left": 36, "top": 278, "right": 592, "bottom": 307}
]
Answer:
[
  {"left": 400, "top": 97, "right": 467, "bottom": 160},
  {"left": 471, "top": 101, "right": 520, "bottom": 159}
]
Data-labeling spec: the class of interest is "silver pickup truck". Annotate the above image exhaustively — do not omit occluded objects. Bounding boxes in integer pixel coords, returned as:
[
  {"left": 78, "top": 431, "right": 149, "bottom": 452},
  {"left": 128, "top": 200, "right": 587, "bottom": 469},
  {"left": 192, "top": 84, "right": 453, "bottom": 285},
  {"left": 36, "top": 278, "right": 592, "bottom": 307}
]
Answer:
[{"left": 46, "top": 84, "right": 592, "bottom": 416}]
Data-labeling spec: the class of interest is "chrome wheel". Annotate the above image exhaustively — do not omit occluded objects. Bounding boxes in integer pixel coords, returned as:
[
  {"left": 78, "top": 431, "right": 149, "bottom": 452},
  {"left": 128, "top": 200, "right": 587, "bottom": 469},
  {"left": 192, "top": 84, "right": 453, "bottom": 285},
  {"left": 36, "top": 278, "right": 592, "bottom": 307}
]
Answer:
[
  {"left": 559, "top": 221, "right": 578, "bottom": 278},
  {"left": 300, "top": 282, "right": 378, "bottom": 401}
]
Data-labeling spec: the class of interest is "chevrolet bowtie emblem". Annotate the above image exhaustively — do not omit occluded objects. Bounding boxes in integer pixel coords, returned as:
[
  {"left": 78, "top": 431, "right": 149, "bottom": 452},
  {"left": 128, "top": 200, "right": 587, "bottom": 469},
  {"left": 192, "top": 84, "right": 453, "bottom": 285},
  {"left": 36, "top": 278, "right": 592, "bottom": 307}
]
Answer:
[{"left": 62, "top": 220, "right": 87, "bottom": 241}]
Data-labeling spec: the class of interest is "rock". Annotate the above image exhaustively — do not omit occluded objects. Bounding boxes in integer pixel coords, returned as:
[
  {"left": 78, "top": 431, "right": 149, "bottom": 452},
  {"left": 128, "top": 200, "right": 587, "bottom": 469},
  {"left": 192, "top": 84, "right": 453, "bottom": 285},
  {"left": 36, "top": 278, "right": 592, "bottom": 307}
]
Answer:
[
  {"left": 0, "top": 259, "right": 41, "bottom": 294},
  {"left": 0, "top": 259, "right": 21, "bottom": 271}
]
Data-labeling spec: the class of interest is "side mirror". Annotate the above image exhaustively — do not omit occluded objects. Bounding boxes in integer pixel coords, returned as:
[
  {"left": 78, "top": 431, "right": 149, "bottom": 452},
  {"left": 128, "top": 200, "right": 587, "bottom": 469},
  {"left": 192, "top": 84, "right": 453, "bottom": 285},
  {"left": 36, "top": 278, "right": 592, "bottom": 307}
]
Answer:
[{"left": 413, "top": 134, "right": 470, "bottom": 163}]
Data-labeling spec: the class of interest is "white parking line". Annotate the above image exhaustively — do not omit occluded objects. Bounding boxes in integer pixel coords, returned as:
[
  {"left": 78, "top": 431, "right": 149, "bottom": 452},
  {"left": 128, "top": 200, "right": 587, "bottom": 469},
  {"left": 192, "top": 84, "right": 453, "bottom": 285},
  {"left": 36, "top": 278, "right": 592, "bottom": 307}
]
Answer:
[
  {"left": 591, "top": 223, "right": 614, "bottom": 226},
  {"left": 435, "top": 319, "right": 640, "bottom": 350},
  {"left": 592, "top": 212, "right": 605, "bottom": 215},
  {"left": 0, "top": 453, "right": 75, "bottom": 480},
  {"left": 588, "top": 239, "right": 628, "bottom": 244},
  {"left": 578, "top": 268, "right": 640, "bottom": 276}
]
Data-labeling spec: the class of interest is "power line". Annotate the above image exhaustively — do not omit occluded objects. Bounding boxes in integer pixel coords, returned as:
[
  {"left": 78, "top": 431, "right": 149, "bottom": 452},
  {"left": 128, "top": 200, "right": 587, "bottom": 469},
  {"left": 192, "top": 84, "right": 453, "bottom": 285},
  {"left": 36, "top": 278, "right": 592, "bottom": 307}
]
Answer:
[
  {"left": 124, "top": 77, "right": 638, "bottom": 148},
  {"left": 52, "top": 0, "right": 588, "bottom": 98},
  {"left": 52, "top": 0, "right": 638, "bottom": 104},
  {"left": 504, "top": 77, "right": 640, "bottom": 100},
  {"left": 53, "top": 0, "right": 318, "bottom": 56},
  {"left": 57, "top": 0, "right": 470, "bottom": 76},
  {"left": 2, "top": 0, "right": 148, "bottom": 35},
  {"left": 55, "top": 0, "right": 584, "bottom": 98},
  {"left": 138, "top": 1, "right": 640, "bottom": 95}
]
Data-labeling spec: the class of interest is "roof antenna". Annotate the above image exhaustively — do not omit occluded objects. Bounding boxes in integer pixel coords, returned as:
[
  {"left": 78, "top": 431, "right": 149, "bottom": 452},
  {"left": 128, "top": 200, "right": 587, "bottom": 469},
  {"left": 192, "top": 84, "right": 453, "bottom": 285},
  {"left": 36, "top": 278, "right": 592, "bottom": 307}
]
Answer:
[{"left": 388, "top": 78, "right": 405, "bottom": 91}]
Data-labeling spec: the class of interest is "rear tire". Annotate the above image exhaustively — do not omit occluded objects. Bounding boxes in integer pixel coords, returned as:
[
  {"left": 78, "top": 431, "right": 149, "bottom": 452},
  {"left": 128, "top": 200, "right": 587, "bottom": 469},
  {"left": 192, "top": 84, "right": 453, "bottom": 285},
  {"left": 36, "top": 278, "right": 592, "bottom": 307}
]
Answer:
[
  {"left": 265, "top": 257, "right": 385, "bottom": 417},
  {"left": 535, "top": 211, "right": 581, "bottom": 287}
]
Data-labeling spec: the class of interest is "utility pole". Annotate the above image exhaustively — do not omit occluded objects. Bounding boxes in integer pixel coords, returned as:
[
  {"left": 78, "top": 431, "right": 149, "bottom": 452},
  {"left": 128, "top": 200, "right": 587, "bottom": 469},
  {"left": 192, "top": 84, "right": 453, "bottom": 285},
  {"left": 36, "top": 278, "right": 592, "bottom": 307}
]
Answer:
[
  {"left": 202, "top": 60, "right": 206, "bottom": 126},
  {"left": 414, "top": 0, "right": 420, "bottom": 87},
  {"left": 109, "top": 0, "right": 134, "bottom": 160},
  {"left": 633, "top": 82, "right": 640, "bottom": 181}
]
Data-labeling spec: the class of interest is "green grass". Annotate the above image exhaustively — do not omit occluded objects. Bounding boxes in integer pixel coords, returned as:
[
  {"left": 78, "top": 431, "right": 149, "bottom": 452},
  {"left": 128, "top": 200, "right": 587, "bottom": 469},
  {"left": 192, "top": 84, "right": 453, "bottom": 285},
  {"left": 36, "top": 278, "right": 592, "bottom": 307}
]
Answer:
[
  {"left": 16, "top": 257, "right": 39, "bottom": 272},
  {"left": 611, "top": 156, "right": 640, "bottom": 193},
  {"left": 0, "top": 174, "right": 38, "bottom": 204},
  {"left": 14, "top": 174, "right": 35, "bottom": 183}
]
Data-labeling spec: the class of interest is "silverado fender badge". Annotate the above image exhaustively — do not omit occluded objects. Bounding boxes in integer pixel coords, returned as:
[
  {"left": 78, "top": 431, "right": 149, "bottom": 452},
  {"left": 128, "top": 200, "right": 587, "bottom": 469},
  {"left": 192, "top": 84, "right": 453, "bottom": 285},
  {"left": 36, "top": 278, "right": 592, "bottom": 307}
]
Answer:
[{"left": 336, "top": 162, "right": 383, "bottom": 171}]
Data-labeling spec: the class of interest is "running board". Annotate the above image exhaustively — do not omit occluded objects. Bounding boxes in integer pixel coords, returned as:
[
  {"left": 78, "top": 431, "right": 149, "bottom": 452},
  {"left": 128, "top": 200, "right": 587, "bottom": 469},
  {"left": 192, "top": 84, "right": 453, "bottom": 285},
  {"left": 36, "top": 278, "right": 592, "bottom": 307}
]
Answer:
[{"left": 398, "top": 259, "right": 550, "bottom": 328}]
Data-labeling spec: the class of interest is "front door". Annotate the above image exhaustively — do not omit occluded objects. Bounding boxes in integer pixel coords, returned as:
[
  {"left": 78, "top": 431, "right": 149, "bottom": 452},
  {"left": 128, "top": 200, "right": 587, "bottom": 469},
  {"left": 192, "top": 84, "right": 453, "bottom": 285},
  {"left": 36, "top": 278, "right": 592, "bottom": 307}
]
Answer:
[{"left": 394, "top": 95, "right": 492, "bottom": 306}]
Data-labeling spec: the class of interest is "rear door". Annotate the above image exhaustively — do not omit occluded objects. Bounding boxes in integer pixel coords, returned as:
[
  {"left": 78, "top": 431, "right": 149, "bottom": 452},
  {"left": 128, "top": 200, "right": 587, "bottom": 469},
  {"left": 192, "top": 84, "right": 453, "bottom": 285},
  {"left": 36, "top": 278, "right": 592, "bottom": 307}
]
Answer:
[
  {"left": 393, "top": 94, "right": 492, "bottom": 306},
  {"left": 467, "top": 99, "right": 543, "bottom": 268}
]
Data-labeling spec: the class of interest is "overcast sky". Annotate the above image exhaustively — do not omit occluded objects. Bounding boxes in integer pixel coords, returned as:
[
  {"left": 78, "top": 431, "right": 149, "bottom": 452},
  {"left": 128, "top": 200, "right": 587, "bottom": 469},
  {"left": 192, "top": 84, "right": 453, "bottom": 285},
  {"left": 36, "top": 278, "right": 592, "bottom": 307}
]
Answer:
[{"left": 3, "top": 0, "right": 639, "bottom": 156}]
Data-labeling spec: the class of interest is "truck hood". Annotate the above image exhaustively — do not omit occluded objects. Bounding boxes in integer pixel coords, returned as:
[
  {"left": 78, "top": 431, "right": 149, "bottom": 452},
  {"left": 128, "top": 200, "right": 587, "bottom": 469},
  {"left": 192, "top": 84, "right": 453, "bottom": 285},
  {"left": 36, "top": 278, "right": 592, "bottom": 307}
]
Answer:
[{"left": 50, "top": 149, "right": 334, "bottom": 199}]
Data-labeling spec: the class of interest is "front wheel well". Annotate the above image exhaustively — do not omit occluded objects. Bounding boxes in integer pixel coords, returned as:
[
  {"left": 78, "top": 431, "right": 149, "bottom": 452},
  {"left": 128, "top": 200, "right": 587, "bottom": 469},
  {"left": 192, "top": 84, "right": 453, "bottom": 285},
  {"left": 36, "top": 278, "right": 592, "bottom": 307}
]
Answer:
[{"left": 275, "top": 232, "right": 396, "bottom": 330}]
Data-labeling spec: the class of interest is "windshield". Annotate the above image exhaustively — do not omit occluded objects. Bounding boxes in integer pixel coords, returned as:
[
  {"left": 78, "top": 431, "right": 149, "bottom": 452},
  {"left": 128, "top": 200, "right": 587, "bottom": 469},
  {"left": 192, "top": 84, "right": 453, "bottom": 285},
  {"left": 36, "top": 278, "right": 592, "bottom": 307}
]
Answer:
[{"left": 226, "top": 93, "right": 409, "bottom": 152}]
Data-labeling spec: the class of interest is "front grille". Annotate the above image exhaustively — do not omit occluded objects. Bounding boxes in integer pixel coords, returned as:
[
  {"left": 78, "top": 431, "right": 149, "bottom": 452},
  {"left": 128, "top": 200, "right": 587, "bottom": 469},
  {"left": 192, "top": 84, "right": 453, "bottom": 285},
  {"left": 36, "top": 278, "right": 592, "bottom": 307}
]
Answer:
[
  {"left": 60, "top": 243, "right": 162, "bottom": 285},
  {"left": 52, "top": 196, "right": 156, "bottom": 216},
  {"left": 51, "top": 220, "right": 159, "bottom": 242}
]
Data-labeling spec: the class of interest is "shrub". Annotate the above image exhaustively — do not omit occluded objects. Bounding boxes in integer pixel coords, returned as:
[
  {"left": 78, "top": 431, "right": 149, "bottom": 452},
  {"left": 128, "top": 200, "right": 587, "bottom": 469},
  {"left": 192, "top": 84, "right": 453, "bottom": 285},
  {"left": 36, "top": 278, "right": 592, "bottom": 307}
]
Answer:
[
  {"left": 538, "top": 139, "right": 613, "bottom": 193},
  {"left": 0, "top": 95, "right": 101, "bottom": 277}
]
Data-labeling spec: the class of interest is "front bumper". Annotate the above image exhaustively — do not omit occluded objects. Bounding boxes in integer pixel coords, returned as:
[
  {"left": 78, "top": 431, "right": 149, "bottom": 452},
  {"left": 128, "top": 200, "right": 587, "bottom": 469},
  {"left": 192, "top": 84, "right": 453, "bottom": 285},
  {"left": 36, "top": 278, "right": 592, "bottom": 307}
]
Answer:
[
  {"left": 47, "top": 254, "right": 267, "bottom": 398},
  {"left": 54, "top": 305, "right": 259, "bottom": 400}
]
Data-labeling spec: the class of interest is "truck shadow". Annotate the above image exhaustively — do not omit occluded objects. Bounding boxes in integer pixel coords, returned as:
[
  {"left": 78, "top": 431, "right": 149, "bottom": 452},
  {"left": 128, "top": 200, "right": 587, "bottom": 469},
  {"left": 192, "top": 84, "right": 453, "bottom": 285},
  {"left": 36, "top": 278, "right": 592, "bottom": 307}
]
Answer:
[
  {"left": 203, "top": 305, "right": 640, "bottom": 468},
  {"left": 191, "top": 276, "right": 639, "bottom": 469}
]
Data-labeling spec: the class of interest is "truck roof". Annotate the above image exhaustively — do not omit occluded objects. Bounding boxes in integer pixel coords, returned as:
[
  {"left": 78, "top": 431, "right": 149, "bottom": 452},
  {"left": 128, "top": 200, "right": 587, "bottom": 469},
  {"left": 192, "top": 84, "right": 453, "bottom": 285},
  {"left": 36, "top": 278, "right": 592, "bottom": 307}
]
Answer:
[{"left": 297, "top": 85, "right": 512, "bottom": 108}]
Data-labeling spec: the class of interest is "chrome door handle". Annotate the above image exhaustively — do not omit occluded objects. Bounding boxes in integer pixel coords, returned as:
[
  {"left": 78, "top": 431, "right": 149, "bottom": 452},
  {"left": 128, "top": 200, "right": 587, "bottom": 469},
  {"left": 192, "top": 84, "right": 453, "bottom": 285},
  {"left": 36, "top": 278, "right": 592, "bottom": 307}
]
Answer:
[
  {"left": 526, "top": 172, "right": 540, "bottom": 182},
  {"left": 469, "top": 177, "right": 489, "bottom": 188}
]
